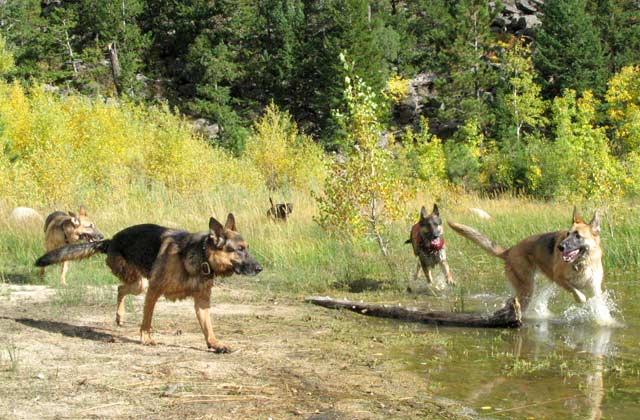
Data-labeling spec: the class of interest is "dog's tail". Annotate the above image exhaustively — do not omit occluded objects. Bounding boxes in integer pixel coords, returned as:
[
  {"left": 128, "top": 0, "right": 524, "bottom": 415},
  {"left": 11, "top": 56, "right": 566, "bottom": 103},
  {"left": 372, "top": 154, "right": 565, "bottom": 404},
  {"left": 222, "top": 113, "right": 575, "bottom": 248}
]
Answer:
[
  {"left": 35, "top": 240, "right": 111, "bottom": 267},
  {"left": 447, "top": 221, "right": 506, "bottom": 259}
]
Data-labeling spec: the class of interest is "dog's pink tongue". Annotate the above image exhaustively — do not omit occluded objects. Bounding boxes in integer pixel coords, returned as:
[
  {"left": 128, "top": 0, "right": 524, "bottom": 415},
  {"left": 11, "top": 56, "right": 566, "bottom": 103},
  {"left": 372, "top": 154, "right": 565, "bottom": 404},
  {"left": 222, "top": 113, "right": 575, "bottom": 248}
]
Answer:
[{"left": 563, "top": 249, "right": 579, "bottom": 262}]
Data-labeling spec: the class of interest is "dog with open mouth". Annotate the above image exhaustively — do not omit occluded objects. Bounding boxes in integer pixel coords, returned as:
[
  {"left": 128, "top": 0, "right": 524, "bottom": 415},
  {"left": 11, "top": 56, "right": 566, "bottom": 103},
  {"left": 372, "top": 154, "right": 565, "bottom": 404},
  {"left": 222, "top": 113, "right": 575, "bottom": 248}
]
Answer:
[
  {"left": 448, "top": 207, "right": 603, "bottom": 311},
  {"left": 405, "top": 204, "right": 455, "bottom": 286},
  {"left": 40, "top": 206, "right": 104, "bottom": 285}
]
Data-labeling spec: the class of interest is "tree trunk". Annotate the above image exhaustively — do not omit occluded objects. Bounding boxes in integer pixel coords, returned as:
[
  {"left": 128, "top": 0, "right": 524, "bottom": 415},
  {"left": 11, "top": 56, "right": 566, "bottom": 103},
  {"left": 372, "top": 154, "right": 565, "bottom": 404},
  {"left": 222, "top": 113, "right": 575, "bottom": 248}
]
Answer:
[
  {"left": 305, "top": 296, "right": 522, "bottom": 328},
  {"left": 108, "top": 42, "right": 121, "bottom": 95}
]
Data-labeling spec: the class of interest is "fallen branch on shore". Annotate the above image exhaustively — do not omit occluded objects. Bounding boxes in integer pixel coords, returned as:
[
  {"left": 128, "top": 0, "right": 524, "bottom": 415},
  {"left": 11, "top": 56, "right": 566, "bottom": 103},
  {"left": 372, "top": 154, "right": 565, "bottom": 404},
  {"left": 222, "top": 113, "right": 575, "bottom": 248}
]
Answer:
[{"left": 304, "top": 296, "right": 522, "bottom": 328}]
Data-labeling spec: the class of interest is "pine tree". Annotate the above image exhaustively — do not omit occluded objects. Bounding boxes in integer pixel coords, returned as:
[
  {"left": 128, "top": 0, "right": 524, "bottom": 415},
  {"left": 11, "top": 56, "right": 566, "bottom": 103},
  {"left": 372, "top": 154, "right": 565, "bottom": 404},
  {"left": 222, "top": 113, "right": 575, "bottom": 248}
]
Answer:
[
  {"left": 534, "top": 0, "right": 607, "bottom": 98},
  {"left": 436, "top": 0, "right": 497, "bottom": 131},
  {"left": 398, "top": 0, "right": 454, "bottom": 75},
  {"left": 75, "top": 0, "right": 150, "bottom": 96},
  {"left": 0, "top": 1, "right": 59, "bottom": 82},
  {"left": 587, "top": 0, "right": 640, "bottom": 76},
  {"left": 292, "top": 0, "right": 400, "bottom": 146},
  {"left": 239, "top": 0, "right": 305, "bottom": 104}
]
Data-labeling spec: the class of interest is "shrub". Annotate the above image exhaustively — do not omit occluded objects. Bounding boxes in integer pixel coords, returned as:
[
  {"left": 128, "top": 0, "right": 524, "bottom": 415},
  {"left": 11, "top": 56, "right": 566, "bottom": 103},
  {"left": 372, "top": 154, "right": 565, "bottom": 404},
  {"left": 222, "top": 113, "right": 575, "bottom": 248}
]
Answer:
[{"left": 244, "top": 102, "right": 326, "bottom": 192}]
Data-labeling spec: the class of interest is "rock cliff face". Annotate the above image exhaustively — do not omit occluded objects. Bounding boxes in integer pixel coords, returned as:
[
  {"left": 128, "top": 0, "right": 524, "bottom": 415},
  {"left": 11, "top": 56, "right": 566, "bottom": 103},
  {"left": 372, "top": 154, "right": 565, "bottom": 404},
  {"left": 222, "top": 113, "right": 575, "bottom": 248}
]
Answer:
[{"left": 492, "top": 0, "right": 544, "bottom": 36}]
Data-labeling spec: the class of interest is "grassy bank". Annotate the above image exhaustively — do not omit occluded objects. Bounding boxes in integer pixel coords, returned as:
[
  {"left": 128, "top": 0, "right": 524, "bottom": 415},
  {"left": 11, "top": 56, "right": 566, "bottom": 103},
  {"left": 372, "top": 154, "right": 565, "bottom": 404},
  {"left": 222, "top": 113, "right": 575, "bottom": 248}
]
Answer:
[{"left": 2, "top": 191, "right": 638, "bottom": 306}]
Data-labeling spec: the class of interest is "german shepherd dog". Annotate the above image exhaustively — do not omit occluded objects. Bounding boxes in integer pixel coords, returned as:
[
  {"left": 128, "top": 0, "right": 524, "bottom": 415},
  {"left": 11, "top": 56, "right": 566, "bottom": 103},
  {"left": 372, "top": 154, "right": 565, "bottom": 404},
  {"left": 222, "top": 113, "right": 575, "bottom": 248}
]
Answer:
[
  {"left": 405, "top": 204, "right": 455, "bottom": 286},
  {"left": 40, "top": 206, "right": 103, "bottom": 285},
  {"left": 35, "top": 214, "right": 262, "bottom": 352},
  {"left": 267, "top": 197, "right": 293, "bottom": 221},
  {"left": 448, "top": 207, "right": 603, "bottom": 311}
]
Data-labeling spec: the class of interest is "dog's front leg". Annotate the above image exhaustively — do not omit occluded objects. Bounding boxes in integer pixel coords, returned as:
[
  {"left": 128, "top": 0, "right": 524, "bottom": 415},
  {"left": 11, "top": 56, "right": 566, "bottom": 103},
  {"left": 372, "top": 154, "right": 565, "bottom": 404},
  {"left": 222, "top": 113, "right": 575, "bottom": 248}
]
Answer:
[
  {"left": 440, "top": 261, "right": 455, "bottom": 285},
  {"left": 140, "top": 288, "right": 161, "bottom": 346},
  {"left": 194, "top": 291, "right": 229, "bottom": 353},
  {"left": 425, "top": 268, "right": 434, "bottom": 283},
  {"left": 413, "top": 261, "right": 421, "bottom": 281},
  {"left": 419, "top": 259, "right": 434, "bottom": 283},
  {"left": 571, "top": 287, "right": 587, "bottom": 304},
  {"left": 60, "top": 261, "right": 69, "bottom": 285}
]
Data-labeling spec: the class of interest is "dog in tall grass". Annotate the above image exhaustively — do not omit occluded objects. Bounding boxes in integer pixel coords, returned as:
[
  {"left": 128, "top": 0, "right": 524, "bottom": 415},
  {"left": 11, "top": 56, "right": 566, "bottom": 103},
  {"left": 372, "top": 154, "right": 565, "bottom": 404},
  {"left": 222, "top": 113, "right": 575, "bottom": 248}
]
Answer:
[
  {"left": 448, "top": 207, "right": 603, "bottom": 311},
  {"left": 40, "top": 206, "right": 103, "bottom": 285},
  {"left": 267, "top": 197, "right": 293, "bottom": 221},
  {"left": 406, "top": 204, "right": 455, "bottom": 286},
  {"left": 36, "top": 214, "right": 262, "bottom": 352}
]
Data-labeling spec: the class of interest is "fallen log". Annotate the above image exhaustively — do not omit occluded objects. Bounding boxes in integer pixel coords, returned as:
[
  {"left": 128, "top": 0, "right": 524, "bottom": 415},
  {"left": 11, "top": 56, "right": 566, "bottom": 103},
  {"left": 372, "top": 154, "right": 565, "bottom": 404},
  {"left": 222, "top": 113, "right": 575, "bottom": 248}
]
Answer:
[{"left": 304, "top": 296, "right": 522, "bottom": 328}]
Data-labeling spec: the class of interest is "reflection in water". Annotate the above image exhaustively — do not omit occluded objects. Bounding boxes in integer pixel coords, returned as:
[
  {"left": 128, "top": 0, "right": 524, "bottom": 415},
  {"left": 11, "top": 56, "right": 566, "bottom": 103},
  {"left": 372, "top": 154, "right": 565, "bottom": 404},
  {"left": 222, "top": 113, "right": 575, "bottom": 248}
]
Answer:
[
  {"left": 463, "top": 323, "right": 615, "bottom": 419},
  {"left": 564, "top": 327, "right": 612, "bottom": 420},
  {"left": 518, "top": 323, "right": 613, "bottom": 420}
]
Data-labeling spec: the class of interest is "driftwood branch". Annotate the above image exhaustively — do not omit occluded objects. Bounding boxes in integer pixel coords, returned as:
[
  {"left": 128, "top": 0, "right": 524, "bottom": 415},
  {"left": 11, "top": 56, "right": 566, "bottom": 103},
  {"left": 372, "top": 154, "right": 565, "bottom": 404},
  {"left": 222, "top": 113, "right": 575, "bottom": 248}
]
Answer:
[{"left": 305, "top": 296, "right": 522, "bottom": 328}]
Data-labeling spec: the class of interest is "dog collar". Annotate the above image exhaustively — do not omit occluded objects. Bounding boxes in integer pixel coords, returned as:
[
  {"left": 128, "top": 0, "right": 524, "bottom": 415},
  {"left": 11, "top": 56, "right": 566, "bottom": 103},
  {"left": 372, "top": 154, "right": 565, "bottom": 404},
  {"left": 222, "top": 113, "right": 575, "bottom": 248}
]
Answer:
[{"left": 201, "top": 237, "right": 215, "bottom": 278}]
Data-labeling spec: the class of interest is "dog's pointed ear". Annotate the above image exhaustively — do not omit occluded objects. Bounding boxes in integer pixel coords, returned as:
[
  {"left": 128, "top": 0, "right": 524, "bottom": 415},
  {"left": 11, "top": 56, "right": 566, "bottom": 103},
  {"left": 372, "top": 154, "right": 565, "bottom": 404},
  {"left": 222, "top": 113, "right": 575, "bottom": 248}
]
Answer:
[
  {"left": 572, "top": 206, "right": 584, "bottom": 224},
  {"left": 209, "top": 217, "right": 225, "bottom": 238},
  {"left": 78, "top": 205, "right": 87, "bottom": 216},
  {"left": 225, "top": 213, "right": 236, "bottom": 231},
  {"left": 432, "top": 203, "right": 440, "bottom": 216},
  {"left": 66, "top": 213, "right": 80, "bottom": 227},
  {"left": 420, "top": 206, "right": 428, "bottom": 220},
  {"left": 589, "top": 210, "right": 601, "bottom": 234}
]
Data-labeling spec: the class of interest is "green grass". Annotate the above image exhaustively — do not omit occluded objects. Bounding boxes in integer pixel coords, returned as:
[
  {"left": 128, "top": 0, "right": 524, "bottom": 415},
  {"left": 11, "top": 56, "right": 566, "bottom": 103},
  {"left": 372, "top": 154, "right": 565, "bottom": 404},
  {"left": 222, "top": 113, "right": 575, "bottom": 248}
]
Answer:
[{"left": 1, "top": 190, "right": 639, "bottom": 304}]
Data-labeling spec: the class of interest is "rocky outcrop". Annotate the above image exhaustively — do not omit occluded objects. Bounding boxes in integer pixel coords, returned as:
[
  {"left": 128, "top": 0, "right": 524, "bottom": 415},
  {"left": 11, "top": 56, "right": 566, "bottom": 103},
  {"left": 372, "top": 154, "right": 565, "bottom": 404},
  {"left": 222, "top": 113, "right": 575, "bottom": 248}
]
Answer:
[
  {"left": 394, "top": 72, "right": 438, "bottom": 127},
  {"left": 193, "top": 118, "right": 220, "bottom": 141},
  {"left": 492, "top": 0, "right": 544, "bottom": 36}
]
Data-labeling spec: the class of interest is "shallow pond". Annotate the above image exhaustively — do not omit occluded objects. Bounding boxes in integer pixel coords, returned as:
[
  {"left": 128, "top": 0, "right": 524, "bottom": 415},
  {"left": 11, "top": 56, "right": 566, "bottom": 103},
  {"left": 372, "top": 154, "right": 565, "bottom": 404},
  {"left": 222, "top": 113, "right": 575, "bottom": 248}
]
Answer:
[{"left": 400, "top": 272, "right": 639, "bottom": 419}]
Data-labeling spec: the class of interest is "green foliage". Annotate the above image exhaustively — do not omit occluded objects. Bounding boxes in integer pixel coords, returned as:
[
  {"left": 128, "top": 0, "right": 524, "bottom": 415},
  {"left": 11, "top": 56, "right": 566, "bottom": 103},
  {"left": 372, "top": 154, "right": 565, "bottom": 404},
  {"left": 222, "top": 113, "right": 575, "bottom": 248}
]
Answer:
[
  {"left": 397, "top": 0, "right": 453, "bottom": 74},
  {"left": 0, "top": 34, "right": 14, "bottom": 77},
  {"left": 245, "top": 102, "right": 326, "bottom": 192},
  {"left": 533, "top": 90, "right": 623, "bottom": 199},
  {"left": 534, "top": 0, "right": 607, "bottom": 97},
  {"left": 397, "top": 118, "right": 446, "bottom": 183},
  {"left": 495, "top": 38, "right": 547, "bottom": 145},
  {"left": 436, "top": 0, "right": 498, "bottom": 128},
  {"left": 587, "top": 0, "right": 640, "bottom": 75},
  {"left": 0, "top": 81, "right": 263, "bottom": 206},
  {"left": 76, "top": 0, "right": 151, "bottom": 95},
  {"left": 444, "top": 119, "right": 483, "bottom": 191},
  {"left": 315, "top": 56, "right": 412, "bottom": 255},
  {"left": 292, "top": 0, "right": 400, "bottom": 145},
  {"left": 606, "top": 65, "right": 640, "bottom": 155}
]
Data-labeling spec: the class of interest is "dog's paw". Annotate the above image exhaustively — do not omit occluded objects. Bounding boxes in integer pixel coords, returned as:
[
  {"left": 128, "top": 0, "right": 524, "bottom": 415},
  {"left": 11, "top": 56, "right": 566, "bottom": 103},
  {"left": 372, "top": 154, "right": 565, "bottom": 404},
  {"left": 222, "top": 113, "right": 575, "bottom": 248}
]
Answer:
[
  {"left": 140, "top": 331, "right": 157, "bottom": 346},
  {"left": 115, "top": 315, "right": 124, "bottom": 327},
  {"left": 207, "top": 342, "right": 231, "bottom": 353}
]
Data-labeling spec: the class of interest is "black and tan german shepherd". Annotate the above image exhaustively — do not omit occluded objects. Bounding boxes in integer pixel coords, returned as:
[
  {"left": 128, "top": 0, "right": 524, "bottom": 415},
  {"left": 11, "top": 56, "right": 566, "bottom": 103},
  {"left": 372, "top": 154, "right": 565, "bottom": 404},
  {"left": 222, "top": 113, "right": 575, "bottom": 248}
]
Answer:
[
  {"left": 405, "top": 204, "right": 454, "bottom": 286},
  {"left": 448, "top": 207, "right": 603, "bottom": 311},
  {"left": 35, "top": 214, "right": 262, "bottom": 352},
  {"left": 267, "top": 197, "right": 293, "bottom": 221},
  {"left": 41, "top": 206, "right": 103, "bottom": 285}
]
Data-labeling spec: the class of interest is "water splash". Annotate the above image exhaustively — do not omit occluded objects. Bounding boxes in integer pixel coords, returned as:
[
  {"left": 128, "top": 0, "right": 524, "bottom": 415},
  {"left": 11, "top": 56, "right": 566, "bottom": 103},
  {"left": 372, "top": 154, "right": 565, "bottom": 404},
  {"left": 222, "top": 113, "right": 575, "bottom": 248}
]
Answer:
[
  {"left": 563, "top": 291, "right": 621, "bottom": 327},
  {"left": 525, "top": 282, "right": 557, "bottom": 320}
]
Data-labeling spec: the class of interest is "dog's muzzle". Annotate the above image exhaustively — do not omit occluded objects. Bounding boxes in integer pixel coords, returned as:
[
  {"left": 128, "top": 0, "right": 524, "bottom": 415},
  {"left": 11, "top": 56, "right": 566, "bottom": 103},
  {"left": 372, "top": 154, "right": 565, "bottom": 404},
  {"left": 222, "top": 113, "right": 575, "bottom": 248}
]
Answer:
[
  {"left": 558, "top": 242, "right": 585, "bottom": 263},
  {"left": 81, "top": 232, "right": 104, "bottom": 242},
  {"left": 234, "top": 260, "right": 263, "bottom": 276}
]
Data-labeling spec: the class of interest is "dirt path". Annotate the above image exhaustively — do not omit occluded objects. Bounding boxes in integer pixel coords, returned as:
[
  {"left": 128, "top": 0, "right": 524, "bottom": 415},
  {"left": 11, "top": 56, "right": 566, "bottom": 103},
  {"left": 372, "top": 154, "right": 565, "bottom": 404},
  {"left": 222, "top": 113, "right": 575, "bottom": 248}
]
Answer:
[{"left": 0, "top": 284, "right": 471, "bottom": 420}]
